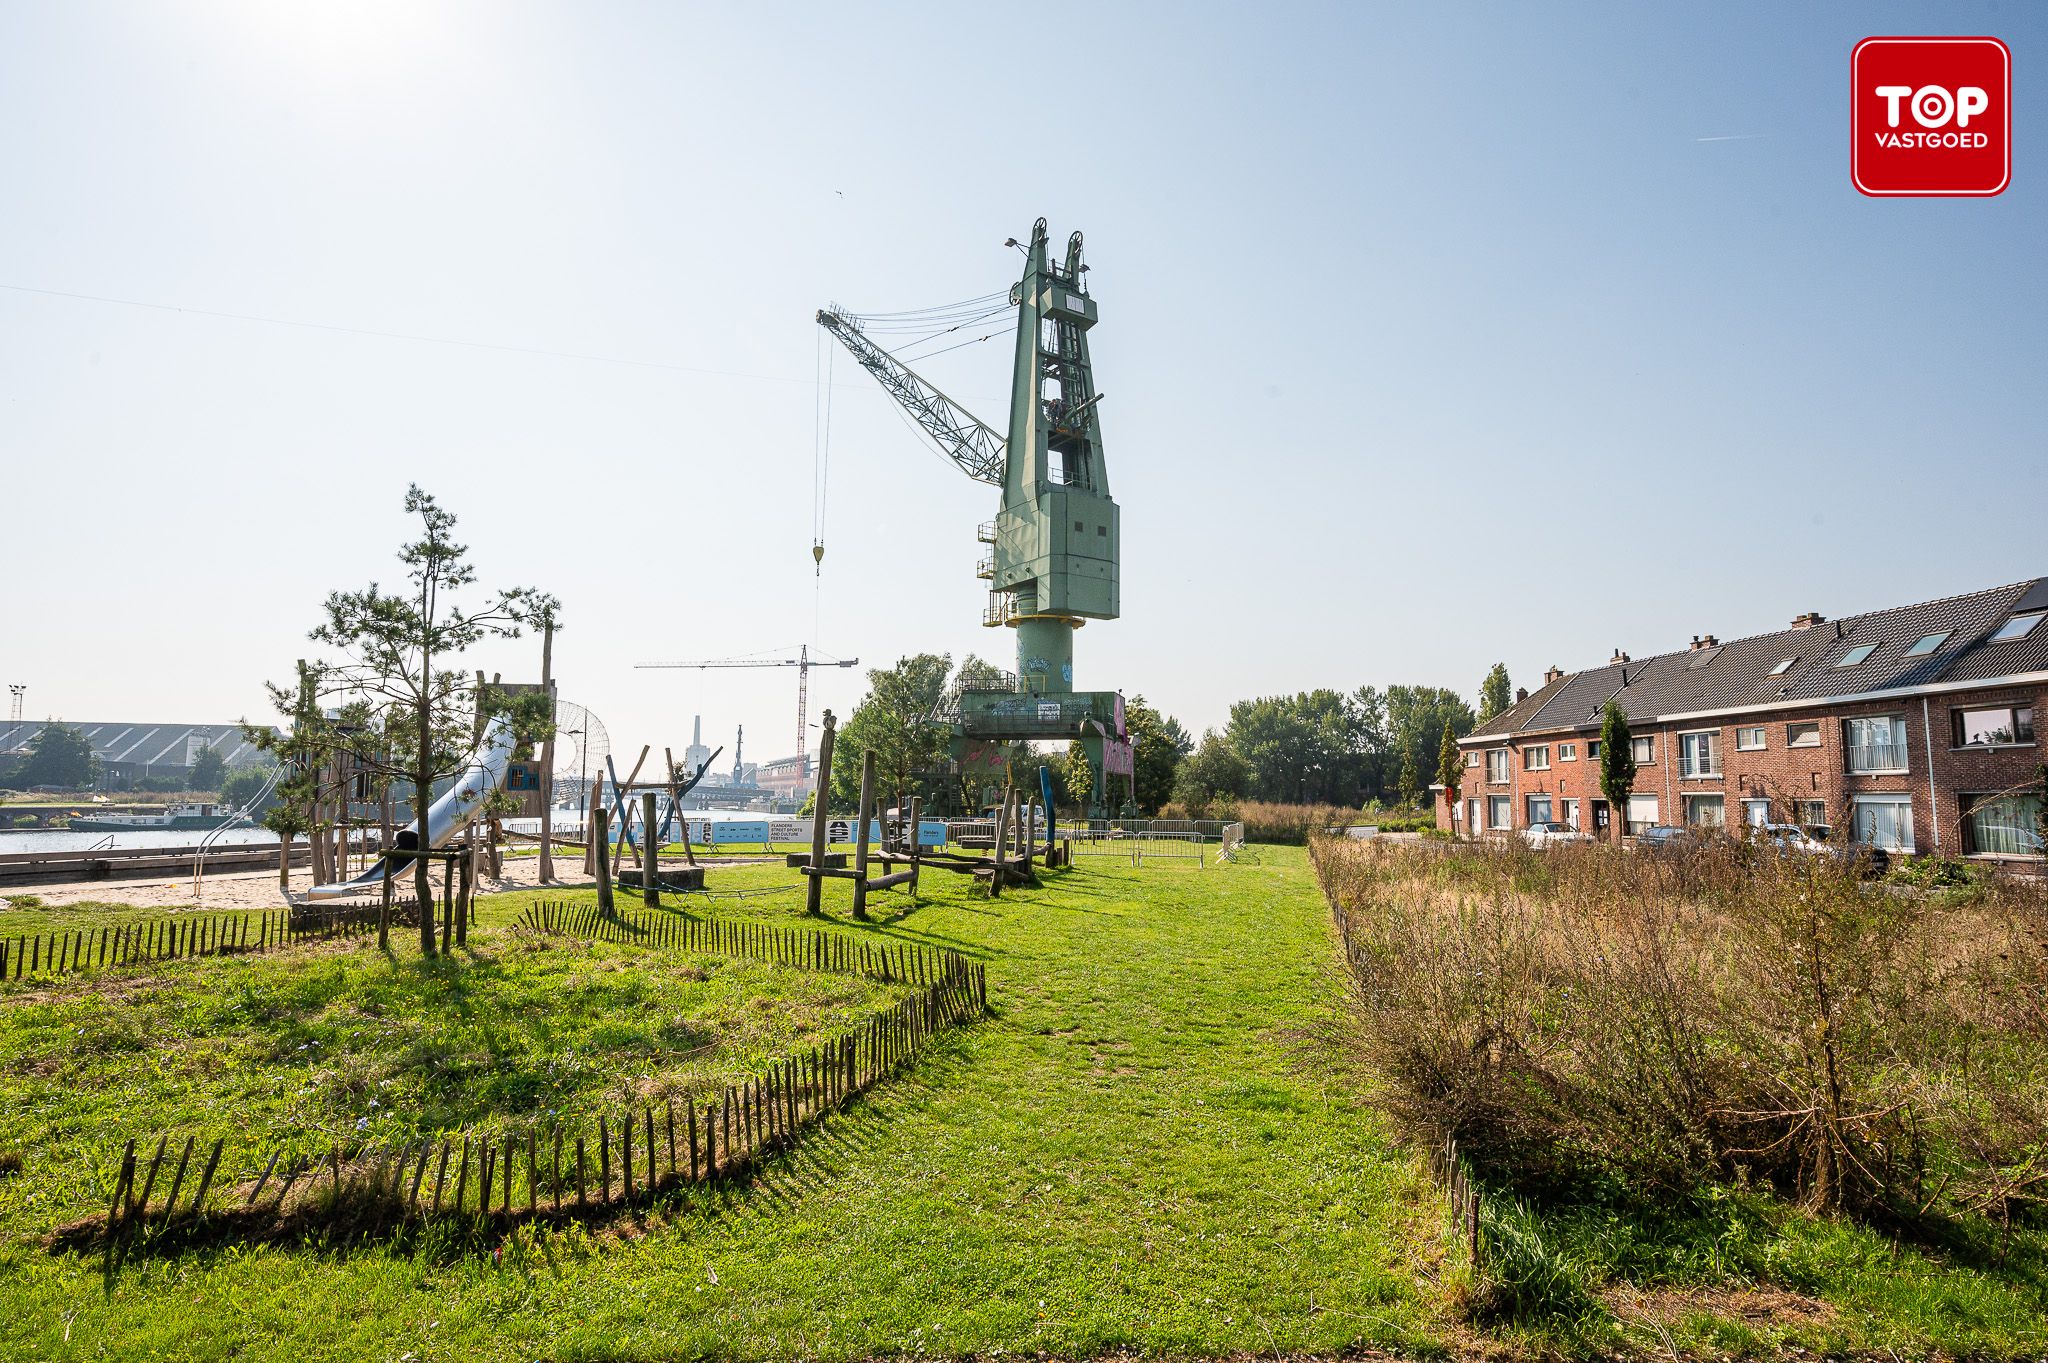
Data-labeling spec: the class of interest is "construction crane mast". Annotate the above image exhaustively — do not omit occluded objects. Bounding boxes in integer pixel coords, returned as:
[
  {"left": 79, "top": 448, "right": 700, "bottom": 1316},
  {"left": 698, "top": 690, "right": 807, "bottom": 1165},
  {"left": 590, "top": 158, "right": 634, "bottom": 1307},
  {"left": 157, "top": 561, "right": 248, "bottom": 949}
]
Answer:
[
  {"left": 818, "top": 218, "right": 1131, "bottom": 814},
  {"left": 634, "top": 644, "right": 859, "bottom": 772}
]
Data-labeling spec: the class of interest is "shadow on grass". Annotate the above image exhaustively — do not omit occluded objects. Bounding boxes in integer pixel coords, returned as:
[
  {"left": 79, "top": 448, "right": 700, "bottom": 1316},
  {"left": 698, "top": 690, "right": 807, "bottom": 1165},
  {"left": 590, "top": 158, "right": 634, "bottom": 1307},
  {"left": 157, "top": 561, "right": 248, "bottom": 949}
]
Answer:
[{"left": 53, "top": 1022, "right": 986, "bottom": 1278}]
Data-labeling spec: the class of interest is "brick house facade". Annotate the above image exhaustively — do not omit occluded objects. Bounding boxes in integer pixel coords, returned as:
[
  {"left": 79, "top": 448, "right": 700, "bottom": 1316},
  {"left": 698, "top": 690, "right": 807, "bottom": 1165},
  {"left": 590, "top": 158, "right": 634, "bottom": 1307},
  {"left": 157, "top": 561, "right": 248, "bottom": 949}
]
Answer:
[{"left": 1436, "top": 579, "right": 2048, "bottom": 862}]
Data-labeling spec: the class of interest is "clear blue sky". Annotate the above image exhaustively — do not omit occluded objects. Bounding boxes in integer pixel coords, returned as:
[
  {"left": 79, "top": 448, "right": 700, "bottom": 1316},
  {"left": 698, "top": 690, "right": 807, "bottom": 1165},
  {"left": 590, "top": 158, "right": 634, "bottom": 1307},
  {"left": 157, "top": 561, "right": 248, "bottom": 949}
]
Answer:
[{"left": 3, "top": 1, "right": 2041, "bottom": 763}]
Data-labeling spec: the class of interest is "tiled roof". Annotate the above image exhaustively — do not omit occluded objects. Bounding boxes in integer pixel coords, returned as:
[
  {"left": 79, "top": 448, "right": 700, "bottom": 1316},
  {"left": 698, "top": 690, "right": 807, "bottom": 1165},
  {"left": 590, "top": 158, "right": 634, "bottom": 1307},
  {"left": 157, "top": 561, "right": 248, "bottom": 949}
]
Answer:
[
  {"left": 65, "top": 723, "right": 277, "bottom": 769},
  {"left": 1462, "top": 577, "right": 2048, "bottom": 743}
]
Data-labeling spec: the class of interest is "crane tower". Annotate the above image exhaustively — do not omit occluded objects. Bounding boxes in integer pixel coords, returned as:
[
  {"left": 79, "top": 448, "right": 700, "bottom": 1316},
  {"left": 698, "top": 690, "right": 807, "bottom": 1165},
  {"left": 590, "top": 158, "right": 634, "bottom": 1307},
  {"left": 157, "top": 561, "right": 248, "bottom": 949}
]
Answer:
[{"left": 818, "top": 218, "right": 1132, "bottom": 813}]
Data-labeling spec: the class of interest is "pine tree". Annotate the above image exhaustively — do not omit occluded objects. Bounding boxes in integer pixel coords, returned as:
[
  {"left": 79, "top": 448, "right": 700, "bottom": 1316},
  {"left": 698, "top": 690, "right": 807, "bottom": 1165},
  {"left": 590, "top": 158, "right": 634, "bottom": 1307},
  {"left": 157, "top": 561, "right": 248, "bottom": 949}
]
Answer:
[
  {"left": 1478, "top": 663, "right": 1512, "bottom": 722},
  {"left": 1436, "top": 724, "right": 1463, "bottom": 832},
  {"left": 1598, "top": 700, "right": 1637, "bottom": 844}
]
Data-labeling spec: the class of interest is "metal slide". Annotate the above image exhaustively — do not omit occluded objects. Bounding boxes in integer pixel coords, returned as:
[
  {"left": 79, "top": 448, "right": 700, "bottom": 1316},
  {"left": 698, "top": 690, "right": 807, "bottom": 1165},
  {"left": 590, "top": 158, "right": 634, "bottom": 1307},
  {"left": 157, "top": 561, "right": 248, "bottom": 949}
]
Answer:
[{"left": 304, "top": 715, "right": 520, "bottom": 900}]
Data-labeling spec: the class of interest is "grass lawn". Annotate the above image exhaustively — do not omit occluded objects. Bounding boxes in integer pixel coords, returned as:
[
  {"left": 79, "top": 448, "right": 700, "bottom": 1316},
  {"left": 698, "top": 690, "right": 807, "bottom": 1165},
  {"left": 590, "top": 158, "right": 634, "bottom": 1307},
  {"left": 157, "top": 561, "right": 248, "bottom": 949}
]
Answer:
[{"left": 0, "top": 847, "right": 1444, "bottom": 1362}]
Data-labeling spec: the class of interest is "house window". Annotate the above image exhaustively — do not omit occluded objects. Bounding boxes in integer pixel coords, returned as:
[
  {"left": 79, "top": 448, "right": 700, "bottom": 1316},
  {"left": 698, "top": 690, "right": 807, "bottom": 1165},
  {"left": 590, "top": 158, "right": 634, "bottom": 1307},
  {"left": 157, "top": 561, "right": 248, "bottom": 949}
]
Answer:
[
  {"left": 1523, "top": 745, "right": 1550, "bottom": 771},
  {"left": 1561, "top": 798, "right": 1580, "bottom": 828},
  {"left": 1769, "top": 657, "right": 1797, "bottom": 676},
  {"left": 1735, "top": 726, "right": 1766, "bottom": 751},
  {"left": 1465, "top": 798, "right": 1481, "bottom": 830},
  {"left": 1631, "top": 735, "right": 1656, "bottom": 764},
  {"left": 1587, "top": 740, "right": 1601, "bottom": 760},
  {"left": 1464, "top": 750, "right": 1480, "bottom": 768},
  {"left": 1486, "top": 749, "right": 1510, "bottom": 784},
  {"left": 1801, "top": 801, "right": 1829, "bottom": 833},
  {"left": 1527, "top": 794, "right": 1553, "bottom": 824},
  {"left": 1487, "top": 795, "right": 1511, "bottom": 830},
  {"left": 1787, "top": 722, "right": 1821, "bottom": 748},
  {"left": 1991, "top": 611, "right": 2045, "bottom": 642},
  {"left": 1625, "top": 794, "right": 1659, "bottom": 835},
  {"left": 1679, "top": 731, "right": 1722, "bottom": 777},
  {"left": 1683, "top": 793, "right": 1725, "bottom": 828},
  {"left": 1837, "top": 643, "right": 1879, "bottom": 667},
  {"left": 1558, "top": 742, "right": 1577, "bottom": 761},
  {"left": 1843, "top": 715, "right": 1909, "bottom": 773},
  {"left": 1742, "top": 798, "right": 1771, "bottom": 827},
  {"left": 1852, "top": 795, "right": 1915, "bottom": 853},
  {"left": 1905, "top": 631, "right": 1949, "bottom": 657},
  {"left": 1960, "top": 794, "right": 2044, "bottom": 857},
  {"left": 1952, "top": 705, "right": 2036, "bottom": 748}
]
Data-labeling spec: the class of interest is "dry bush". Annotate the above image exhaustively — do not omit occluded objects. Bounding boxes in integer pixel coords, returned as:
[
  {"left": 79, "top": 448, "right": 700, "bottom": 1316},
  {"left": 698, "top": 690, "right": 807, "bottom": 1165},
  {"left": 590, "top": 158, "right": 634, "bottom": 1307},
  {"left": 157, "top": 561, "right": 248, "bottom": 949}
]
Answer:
[
  {"left": 1158, "top": 800, "right": 1433, "bottom": 844},
  {"left": 1313, "top": 835, "right": 2048, "bottom": 1226}
]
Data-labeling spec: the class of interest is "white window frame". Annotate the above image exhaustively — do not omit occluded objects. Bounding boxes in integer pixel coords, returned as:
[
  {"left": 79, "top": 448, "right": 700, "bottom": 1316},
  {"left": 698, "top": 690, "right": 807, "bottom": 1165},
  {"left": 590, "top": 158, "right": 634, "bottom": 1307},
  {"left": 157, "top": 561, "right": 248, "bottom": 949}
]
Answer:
[
  {"left": 1625, "top": 794, "right": 1659, "bottom": 834},
  {"left": 1486, "top": 749, "right": 1510, "bottom": 784},
  {"left": 1631, "top": 735, "right": 1656, "bottom": 764},
  {"left": 1523, "top": 745, "right": 1550, "bottom": 771},
  {"left": 1843, "top": 714, "right": 1909, "bottom": 774},
  {"left": 1851, "top": 795, "right": 1916, "bottom": 854},
  {"left": 1561, "top": 797, "right": 1580, "bottom": 829},
  {"left": 1951, "top": 704, "right": 2036, "bottom": 749},
  {"left": 1464, "top": 750, "right": 1480, "bottom": 768},
  {"left": 1679, "top": 729, "right": 1722, "bottom": 778},
  {"left": 1786, "top": 722, "right": 1821, "bottom": 749},
  {"left": 1526, "top": 794, "right": 1553, "bottom": 825},
  {"left": 1557, "top": 742, "right": 1577, "bottom": 761},
  {"left": 1487, "top": 795, "right": 1512, "bottom": 830},
  {"left": 1735, "top": 726, "right": 1766, "bottom": 752},
  {"left": 1742, "top": 798, "right": 1771, "bottom": 827},
  {"left": 1683, "top": 793, "right": 1725, "bottom": 828}
]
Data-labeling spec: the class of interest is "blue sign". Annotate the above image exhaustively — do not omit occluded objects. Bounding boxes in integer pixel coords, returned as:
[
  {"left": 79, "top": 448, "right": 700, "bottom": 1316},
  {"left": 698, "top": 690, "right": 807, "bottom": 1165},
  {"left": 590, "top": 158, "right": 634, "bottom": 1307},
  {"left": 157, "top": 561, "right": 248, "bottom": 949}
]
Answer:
[
  {"left": 917, "top": 820, "right": 949, "bottom": 848},
  {"left": 710, "top": 820, "right": 771, "bottom": 845}
]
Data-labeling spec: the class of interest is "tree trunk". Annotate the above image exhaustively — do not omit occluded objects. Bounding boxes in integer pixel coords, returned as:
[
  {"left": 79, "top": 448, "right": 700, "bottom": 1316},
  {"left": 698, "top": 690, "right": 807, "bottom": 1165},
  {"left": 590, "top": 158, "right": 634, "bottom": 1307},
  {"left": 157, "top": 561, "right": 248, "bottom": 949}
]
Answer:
[{"left": 538, "top": 624, "right": 556, "bottom": 884}]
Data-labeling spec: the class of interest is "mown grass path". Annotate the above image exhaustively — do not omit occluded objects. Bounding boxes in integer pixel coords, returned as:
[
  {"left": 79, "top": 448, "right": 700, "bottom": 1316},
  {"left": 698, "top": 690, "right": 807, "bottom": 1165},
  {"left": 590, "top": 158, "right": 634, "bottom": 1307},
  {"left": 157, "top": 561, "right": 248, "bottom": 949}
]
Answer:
[{"left": 1, "top": 848, "right": 1443, "bottom": 1361}]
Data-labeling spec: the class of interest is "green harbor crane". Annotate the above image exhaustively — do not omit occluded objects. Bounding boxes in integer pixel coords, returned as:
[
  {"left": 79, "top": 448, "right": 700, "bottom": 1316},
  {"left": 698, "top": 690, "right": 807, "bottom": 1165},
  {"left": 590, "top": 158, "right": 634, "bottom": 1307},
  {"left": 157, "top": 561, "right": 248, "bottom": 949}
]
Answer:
[{"left": 817, "top": 217, "right": 1131, "bottom": 814}]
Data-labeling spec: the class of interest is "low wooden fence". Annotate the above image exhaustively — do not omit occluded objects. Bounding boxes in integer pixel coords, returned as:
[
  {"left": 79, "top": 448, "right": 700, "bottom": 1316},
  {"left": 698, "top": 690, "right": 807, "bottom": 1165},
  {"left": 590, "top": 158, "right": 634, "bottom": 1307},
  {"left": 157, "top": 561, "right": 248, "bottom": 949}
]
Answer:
[
  {"left": 74, "top": 954, "right": 986, "bottom": 1253},
  {"left": 520, "top": 900, "right": 983, "bottom": 992},
  {"left": 2, "top": 904, "right": 399, "bottom": 984}
]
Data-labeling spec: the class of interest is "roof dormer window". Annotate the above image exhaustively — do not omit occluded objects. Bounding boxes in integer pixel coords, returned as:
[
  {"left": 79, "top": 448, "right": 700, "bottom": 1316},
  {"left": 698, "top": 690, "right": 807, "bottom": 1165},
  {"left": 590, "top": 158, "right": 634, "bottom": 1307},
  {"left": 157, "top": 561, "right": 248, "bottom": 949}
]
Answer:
[
  {"left": 1991, "top": 611, "right": 2044, "bottom": 642},
  {"left": 1836, "top": 643, "right": 1879, "bottom": 667}
]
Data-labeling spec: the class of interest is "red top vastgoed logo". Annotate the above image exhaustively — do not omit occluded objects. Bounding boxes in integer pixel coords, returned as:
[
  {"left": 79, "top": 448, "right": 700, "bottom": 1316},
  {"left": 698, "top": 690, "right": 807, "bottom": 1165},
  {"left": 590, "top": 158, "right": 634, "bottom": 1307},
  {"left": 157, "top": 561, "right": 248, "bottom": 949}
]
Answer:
[{"left": 1853, "top": 37, "right": 2011, "bottom": 197}]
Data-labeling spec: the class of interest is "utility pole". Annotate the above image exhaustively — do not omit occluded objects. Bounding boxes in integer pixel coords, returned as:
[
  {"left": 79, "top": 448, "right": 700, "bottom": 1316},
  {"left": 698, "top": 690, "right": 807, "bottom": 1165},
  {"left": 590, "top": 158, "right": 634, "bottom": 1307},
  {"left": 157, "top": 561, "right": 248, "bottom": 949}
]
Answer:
[{"left": 538, "top": 619, "right": 557, "bottom": 884}]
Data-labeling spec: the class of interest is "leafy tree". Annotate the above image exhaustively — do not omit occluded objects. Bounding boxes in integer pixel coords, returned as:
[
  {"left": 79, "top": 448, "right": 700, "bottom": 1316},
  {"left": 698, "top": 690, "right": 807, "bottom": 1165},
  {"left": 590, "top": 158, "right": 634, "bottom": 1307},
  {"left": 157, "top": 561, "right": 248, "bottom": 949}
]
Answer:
[
  {"left": 1124, "top": 695, "right": 1191, "bottom": 815},
  {"left": 1171, "top": 731, "right": 1252, "bottom": 814},
  {"left": 830, "top": 653, "right": 958, "bottom": 812},
  {"left": 1384, "top": 685, "right": 1475, "bottom": 797},
  {"left": 188, "top": 744, "right": 227, "bottom": 791},
  {"left": 1436, "top": 723, "right": 1463, "bottom": 830},
  {"left": 14, "top": 722, "right": 99, "bottom": 789},
  {"left": 219, "top": 764, "right": 280, "bottom": 816},
  {"left": 1478, "top": 663, "right": 1513, "bottom": 723},
  {"left": 1226, "top": 690, "right": 1371, "bottom": 805},
  {"left": 268, "top": 487, "right": 550, "bottom": 956},
  {"left": 1598, "top": 700, "right": 1637, "bottom": 844},
  {"left": 1061, "top": 740, "right": 1095, "bottom": 810}
]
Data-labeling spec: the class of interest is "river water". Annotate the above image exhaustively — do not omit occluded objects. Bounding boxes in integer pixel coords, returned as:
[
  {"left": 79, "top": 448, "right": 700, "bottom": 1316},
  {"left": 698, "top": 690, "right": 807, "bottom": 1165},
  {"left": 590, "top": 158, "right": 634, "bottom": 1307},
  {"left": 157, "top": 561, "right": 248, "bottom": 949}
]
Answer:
[{"left": 0, "top": 828, "right": 284, "bottom": 853}]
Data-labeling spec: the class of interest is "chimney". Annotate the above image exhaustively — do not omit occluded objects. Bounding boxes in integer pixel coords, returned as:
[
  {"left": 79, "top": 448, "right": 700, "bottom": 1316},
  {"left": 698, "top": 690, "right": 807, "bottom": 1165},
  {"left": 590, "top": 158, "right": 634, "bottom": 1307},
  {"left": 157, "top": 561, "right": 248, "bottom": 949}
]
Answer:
[
  {"left": 1610, "top": 648, "right": 1631, "bottom": 665},
  {"left": 1790, "top": 611, "right": 1825, "bottom": 630},
  {"left": 1543, "top": 665, "right": 1565, "bottom": 685},
  {"left": 1688, "top": 634, "right": 1720, "bottom": 652},
  {"left": 1514, "top": 686, "right": 1528, "bottom": 703}
]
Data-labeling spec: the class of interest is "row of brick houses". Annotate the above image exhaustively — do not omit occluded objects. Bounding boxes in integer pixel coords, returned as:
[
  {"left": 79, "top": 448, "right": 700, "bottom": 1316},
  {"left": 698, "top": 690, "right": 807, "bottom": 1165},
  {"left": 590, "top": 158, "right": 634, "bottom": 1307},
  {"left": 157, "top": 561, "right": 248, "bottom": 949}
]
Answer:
[{"left": 1434, "top": 577, "right": 2048, "bottom": 861}]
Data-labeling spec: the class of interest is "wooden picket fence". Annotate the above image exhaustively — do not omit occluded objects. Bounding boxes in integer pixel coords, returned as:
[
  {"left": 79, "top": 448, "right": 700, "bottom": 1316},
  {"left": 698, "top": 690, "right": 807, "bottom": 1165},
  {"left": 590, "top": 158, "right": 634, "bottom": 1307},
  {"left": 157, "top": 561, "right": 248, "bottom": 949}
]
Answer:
[
  {"left": 84, "top": 963, "right": 986, "bottom": 1250},
  {"left": 2, "top": 904, "right": 400, "bottom": 984},
  {"left": 520, "top": 899, "right": 985, "bottom": 993}
]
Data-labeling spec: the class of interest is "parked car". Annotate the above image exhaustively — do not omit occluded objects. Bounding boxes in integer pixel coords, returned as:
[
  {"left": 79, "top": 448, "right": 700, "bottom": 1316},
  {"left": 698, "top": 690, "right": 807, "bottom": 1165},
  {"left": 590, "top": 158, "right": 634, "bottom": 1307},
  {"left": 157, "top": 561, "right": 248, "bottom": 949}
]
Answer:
[
  {"left": 1634, "top": 824, "right": 1700, "bottom": 853},
  {"left": 1755, "top": 822, "right": 1835, "bottom": 857},
  {"left": 1520, "top": 821, "right": 1589, "bottom": 848}
]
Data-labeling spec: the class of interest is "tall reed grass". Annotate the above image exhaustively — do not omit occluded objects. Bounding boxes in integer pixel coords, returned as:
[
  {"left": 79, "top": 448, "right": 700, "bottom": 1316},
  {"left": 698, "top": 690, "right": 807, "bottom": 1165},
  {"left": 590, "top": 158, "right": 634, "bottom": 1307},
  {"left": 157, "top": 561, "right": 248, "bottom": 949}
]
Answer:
[{"left": 1313, "top": 835, "right": 2048, "bottom": 1229}]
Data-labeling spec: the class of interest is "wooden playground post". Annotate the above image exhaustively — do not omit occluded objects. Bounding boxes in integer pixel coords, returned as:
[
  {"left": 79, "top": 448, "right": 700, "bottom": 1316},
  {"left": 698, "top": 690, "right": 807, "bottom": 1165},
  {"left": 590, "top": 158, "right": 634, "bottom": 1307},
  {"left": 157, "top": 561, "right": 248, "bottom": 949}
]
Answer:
[
  {"left": 378, "top": 791, "right": 394, "bottom": 951},
  {"left": 851, "top": 751, "right": 875, "bottom": 922},
  {"left": 1024, "top": 799, "right": 1037, "bottom": 872},
  {"left": 804, "top": 711, "right": 836, "bottom": 916},
  {"left": 538, "top": 619, "right": 557, "bottom": 884},
  {"left": 989, "top": 791, "right": 1009, "bottom": 898},
  {"left": 594, "top": 806, "right": 614, "bottom": 914},
  {"left": 642, "top": 792, "right": 660, "bottom": 907},
  {"left": 908, "top": 795, "right": 922, "bottom": 897},
  {"left": 584, "top": 784, "right": 601, "bottom": 877},
  {"left": 666, "top": 747, "right": 697, "bottom": 868}
]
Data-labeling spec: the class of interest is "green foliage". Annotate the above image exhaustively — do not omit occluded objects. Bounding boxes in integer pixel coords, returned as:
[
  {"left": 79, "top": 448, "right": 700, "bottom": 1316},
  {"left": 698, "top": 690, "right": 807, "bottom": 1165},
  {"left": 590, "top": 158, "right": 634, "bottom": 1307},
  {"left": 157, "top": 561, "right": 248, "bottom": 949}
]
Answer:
[
  {"left": 1061, "top": 739, "right": 1094, "bottom": 808},
  {"left": 217, "top": 764, "right": 280, "bottom": 815},
  {"left": 1477, "top": 663, "right": 1512, "bottom": 723},
  {"left": 1225, "top": 690, "right": 1370, "bottom": 804},
  {"left": 829, "top": 653, "right": 957, "bottom": 810},
  {"left": 1123, "top": 694, "right": 1190, "bottom": 815},
  {"left": 1171, "top": 731, "right": 1252, "bottom": 814},
  {"left": 1597, "top": 700, "right": 1636, "bottom": 837},
  {"left": 11, "top": 723, "right": 99, "bottom": 790},
  {"left": 1436, "top": 722, "right": 1462, "bottom": 815},
  {"left": 187, "top": 744, "right": 227, "bottom": 791}
]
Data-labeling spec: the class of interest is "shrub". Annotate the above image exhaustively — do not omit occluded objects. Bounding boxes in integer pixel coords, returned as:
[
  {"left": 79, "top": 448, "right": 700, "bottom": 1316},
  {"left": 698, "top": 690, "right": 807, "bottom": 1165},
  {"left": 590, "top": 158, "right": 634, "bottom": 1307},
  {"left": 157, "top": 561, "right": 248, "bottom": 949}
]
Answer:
[
  {"left": 1158, "top": 800, "right": 1436, "bottom": 845},
  {"left": 1312, "top": 835, "right": 2048, "bottom": 1225}
]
